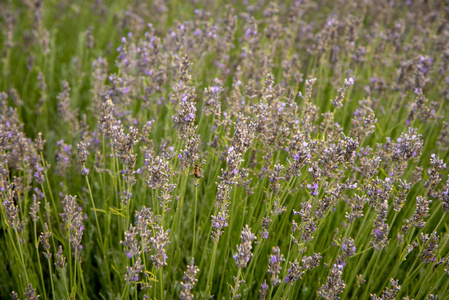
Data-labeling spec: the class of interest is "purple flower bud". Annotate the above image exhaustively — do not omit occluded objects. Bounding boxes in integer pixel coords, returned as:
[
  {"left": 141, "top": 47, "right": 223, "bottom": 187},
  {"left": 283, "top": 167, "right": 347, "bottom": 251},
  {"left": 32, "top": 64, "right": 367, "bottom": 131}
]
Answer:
[{"left": 210, "top": 86, "right": 220, "bottom": 94}]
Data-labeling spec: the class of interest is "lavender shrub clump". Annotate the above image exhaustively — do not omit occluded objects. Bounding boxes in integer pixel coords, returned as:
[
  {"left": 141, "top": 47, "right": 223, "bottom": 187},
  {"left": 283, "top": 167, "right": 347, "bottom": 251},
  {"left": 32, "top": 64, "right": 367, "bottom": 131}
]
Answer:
[{"left": 0, "top": 1, "right": 449, "bottom": 299}]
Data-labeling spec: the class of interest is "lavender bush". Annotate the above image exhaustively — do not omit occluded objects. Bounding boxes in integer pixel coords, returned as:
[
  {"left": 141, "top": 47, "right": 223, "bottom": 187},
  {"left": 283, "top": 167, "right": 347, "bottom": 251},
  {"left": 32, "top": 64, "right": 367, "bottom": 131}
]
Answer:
[{"left": 1, "top": 0, "right": 448, "bottom": 299}]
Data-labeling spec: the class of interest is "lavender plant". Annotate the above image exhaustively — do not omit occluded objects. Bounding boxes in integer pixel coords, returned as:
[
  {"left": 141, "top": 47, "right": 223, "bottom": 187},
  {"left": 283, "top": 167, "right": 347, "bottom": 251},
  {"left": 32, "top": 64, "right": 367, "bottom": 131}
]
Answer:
[{"left": 1, "top": 1, "right": 448, "bottom": 299}]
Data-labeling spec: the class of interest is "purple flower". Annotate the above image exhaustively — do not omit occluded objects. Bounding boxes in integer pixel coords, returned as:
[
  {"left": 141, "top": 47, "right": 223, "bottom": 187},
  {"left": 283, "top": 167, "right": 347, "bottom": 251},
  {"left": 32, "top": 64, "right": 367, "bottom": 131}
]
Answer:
[{"left": 210, "top": 86, "right": 220, "bottom": 94}]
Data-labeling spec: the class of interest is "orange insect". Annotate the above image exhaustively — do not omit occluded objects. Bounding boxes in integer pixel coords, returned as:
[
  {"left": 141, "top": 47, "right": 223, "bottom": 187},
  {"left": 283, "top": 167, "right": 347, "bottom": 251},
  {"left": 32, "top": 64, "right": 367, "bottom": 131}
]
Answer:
[{"left": 193, "top": 164, "right": 202, "bottom": 178}]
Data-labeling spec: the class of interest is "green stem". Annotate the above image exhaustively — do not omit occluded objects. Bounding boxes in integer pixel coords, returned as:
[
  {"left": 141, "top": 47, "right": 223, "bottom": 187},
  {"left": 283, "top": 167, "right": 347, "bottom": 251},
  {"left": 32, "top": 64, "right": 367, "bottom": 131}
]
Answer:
[
  {"left": 159, "top": 268, "right": 164, "bottom": 300},
  {"left": 205, "top": 242, "right": 219, "bottom": 298},
  {"left": 14, "top": 229, "right": 30, "bottom": 283},
  {"left": 40, "top": 152, "right": 60, "bottom": 229},
  {"left": 85, "top": 173, "right": 104, "bottom": 246},
  {"left": 361, "top": 250, "right": 381, "bottom": 299},
  {"left": 60, "top": 265, "right": 70, "bottom": 299},
  {"left": 34, "top": 222, "right": 47, "bottom": 299},
  {"left": 46, "top": 256, "right": 56, "bottom": 299},
  {"left": 192, "top": 183, "right": 198, "bottom": 257}
]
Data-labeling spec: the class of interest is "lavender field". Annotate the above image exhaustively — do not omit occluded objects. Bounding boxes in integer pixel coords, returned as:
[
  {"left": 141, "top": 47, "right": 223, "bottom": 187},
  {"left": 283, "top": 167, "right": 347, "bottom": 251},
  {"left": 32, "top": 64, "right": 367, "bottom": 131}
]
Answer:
[{"left": 1, "top": 0, "right": 449, "bottom": 299}]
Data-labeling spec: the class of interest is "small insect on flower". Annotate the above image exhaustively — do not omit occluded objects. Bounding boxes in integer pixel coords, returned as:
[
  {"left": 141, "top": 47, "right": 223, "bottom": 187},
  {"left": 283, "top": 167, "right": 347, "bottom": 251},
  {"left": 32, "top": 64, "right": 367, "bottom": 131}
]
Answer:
[{"left": 193, "top": 164, "right": 203, "bottom": 178}]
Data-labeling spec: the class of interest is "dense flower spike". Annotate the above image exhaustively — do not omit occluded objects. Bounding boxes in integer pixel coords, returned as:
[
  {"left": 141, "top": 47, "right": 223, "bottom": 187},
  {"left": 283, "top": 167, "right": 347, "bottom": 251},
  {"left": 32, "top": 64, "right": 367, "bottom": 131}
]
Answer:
[
  {"left": 318, "top": 261, "right": 346, "bottom": 300},
  {"left": 234, "top": 225, "right": 256, "bottom": 268},
  {"left": 60, "top": 195, "right": 84, "bottom": 261},
  {"left": 124, "top": 257, "right": 144, "bottom": 284},
  {"left": 150, "top": 227, "right": 170, "bottom": 269},
  {"left": 180, "top": 258, "right": 200, "bottom": 300},
  {"left": 267, "top": 246, "right": 284, "bottom": 286},
  {"left": 24, "top": 283, "right": 39, "bottom": 300},
  {"left": 285, "top": 253, "right": 322, "bottom": 284}
]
